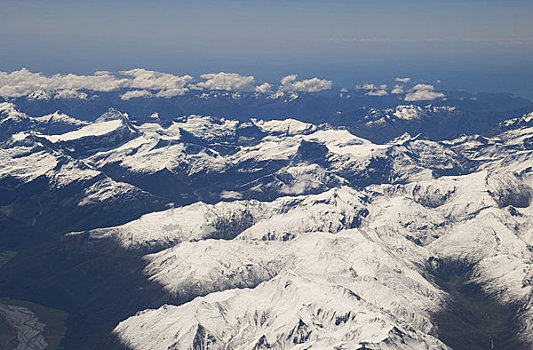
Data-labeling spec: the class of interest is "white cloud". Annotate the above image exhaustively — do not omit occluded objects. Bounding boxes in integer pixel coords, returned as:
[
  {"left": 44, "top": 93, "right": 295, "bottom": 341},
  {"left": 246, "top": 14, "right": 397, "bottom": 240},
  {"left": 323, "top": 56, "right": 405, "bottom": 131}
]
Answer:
[
  {"left": 120, "top": 90, "right": 153, "bottom": 100},
  {"left": 119, "top": 69, "right": 192, "bottom": 96},
  {"left": 361, "top": 83, "right": 377, "bottom": 90},
  {"left": 280, "top": 75, "right": 297, "bottom": 86},
  {"left": 0, "top": 68, "right": 192, "bottom": 99},
  {"left": 412, "top": 83, "right": 434, "bottom": 90},
  {"left": 0, "top": 68, "right": 331, "bottom": 99},
  {"left": 255, "top": 82, "right": 272, "bottom": 93},
  {"left": 0, "top": 68, "right": 128, "bottom": 98},
  {"left": 196, "top": 72, "right": 256, "bottom": 91},
  {"left": 404, "top": 84, "right": 445, "bottom": 101},
  {"left": 360, "top": 83, "right": 388, "bottom": 96},
  {"left": 94, "top": 70, "right": 113, "bottom": 76},
  {"left": 55, "top": 89, "right": 88, "bottom": 99},
  {"left": 279, "top": 74, "right": 332, "bottom": 92},
  {"left": 391, "top": 85, "right": 404, "bottom": 95},
  {"left": 395, "top": 77, "right": 411, "bottom": 83},
  {"left": 155, "top": 89, "right": 187, "bottom": 98},
  {"left": 366, "top": 89, "right": 388, "bottom": 96}
]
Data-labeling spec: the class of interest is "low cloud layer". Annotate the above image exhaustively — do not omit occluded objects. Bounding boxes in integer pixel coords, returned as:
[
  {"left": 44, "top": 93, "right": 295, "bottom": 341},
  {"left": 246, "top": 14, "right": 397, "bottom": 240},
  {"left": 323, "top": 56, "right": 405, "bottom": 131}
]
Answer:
[
  {"left": 279, "top": 75, "right": 332, "bottom": 92},
  {"left": 395, "top": 77, "right": 411, "bottom": 83},
  {"left": 0, "top": 68, "right": 127, "bottom": 98},
  {"left": 359, "top": 83, "right": 388, "bottom": 97},
  {"left": 195, "top": 72, "right": 256, "bottom": 91},
  {"left": 2, "top": 68, "right": 439, "bottom": 100},
  {"left": 120, "top": 89, "right": 153, "bottom": 101},
  {"left": 0, "top": 68, "right": 194, "bottom": 99},
  {"left": 255, "top": 82, "right": 272, "bottom": 93},
  {"left": 404, "top": 84, "right": 445, "bottom": 101},
  {"left": 2, "top": 69, "right": 332, "bottom": 99},
  {"left": 366, "top": 89, "right": 388, "bottom": 96},
  {"left": 121, "top": 69, "right": 192, "bottom": 97},
  {"left": 391, "top": 85, "right": 404, "bottom": 95}
]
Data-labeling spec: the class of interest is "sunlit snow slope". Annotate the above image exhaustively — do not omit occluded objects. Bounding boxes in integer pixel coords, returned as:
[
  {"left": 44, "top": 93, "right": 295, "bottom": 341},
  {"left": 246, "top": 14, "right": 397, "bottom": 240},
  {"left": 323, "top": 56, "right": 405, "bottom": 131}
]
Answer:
[{"left": 1, "top": 103, "right": 532, "bottom": 349}]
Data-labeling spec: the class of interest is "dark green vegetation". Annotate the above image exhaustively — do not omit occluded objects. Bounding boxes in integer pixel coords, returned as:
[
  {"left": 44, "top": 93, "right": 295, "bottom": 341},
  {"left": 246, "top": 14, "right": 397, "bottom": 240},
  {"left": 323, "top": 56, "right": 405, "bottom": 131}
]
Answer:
[
  {"left": 0, "top": 297, "right": 68, "bottom": 350},
  {"left": 427, "top": 258, "right": 530, "bottom": 350}
]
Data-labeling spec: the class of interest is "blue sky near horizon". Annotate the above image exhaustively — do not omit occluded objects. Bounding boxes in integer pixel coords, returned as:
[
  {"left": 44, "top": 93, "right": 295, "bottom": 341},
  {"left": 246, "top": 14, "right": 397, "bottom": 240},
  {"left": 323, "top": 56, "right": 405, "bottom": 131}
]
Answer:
[{"left": 1, "top": 0, "right": 532, "bottom": 98}]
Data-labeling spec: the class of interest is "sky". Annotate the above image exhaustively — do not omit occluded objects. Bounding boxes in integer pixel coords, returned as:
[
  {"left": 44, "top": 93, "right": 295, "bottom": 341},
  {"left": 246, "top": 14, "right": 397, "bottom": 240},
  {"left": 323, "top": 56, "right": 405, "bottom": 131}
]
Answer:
[{"left": 1, "top": 0, "right": 532, "bottom": 99}]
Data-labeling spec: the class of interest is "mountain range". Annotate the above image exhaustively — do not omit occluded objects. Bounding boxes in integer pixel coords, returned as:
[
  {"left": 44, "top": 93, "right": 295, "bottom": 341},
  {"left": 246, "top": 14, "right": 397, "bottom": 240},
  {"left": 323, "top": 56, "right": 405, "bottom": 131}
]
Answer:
[{"left": 0, "top": 86, "right": 532, "bottom": 349}]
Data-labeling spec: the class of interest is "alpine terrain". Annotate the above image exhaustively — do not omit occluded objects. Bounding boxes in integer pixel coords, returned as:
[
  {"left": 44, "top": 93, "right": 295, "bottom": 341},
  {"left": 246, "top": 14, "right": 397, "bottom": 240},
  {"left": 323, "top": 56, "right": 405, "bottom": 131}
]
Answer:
[{"left": 0, "top": 72, "right": 532, "bottom": 350}]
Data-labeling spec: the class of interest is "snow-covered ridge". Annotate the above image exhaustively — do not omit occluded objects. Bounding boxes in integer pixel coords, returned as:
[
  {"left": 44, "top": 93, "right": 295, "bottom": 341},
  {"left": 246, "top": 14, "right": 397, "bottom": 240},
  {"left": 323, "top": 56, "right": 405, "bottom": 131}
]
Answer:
[
  {"left": 83, "top": 187, "right": 368, "bottom": 250},
  {"left": 0, "top": 102, "right": 28, "bottom": 124},
  {"left": 113, "top": 162, "right": 533, "bottom": 348},
  {"left": 0, "top": 102, "right": 90, "bottom": 141},
  {"left": 34, "top": 111, "right": 88, "bottom": 127},
  {"left": 110, "top": 112, "right": 533, "bottom": 348},
  {"left": 38, "top": 108, "right": 136, "bottom": 143},
  {"left": 40, "top": 119, "right": 125, "bottom": 142},
  {"left": 253, "top": 118, "right": 318, "bottom": 135},
  {"left": 363, "top": 105, "right": 458, "bottom": 126},
  {"left": 117, "top": 231, "right": 447, "bottom": 350},
  {"left": 2, "top": 103, "right": 533, "bottom": 348}
]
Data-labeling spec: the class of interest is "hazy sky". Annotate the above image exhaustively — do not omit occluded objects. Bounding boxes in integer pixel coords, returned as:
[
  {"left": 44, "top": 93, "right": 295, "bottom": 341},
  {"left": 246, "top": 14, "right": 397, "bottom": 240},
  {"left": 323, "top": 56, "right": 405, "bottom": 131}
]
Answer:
[{"left": 1, "top": 0, "right": 532, "bottom": 98}]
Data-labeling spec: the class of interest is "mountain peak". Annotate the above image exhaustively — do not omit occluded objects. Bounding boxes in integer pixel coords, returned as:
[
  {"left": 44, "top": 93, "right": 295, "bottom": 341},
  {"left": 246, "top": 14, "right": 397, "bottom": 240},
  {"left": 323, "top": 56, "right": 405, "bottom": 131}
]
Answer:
[{"left": 95, "top": 108, "right": 130, "bottom": 123}]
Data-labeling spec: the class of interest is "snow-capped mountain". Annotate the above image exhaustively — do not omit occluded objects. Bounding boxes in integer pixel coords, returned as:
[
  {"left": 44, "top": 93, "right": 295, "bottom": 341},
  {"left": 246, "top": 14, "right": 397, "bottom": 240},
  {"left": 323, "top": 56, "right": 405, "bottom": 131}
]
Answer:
[
  {"left": 0, "top": 102, "right": 90, "bottom": 141},
  {"left": 108, "top": 127, "right": 533, "bottom": 349},
  {"left": 0, "top": 99, "right": 532, "bottom": 350}
]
